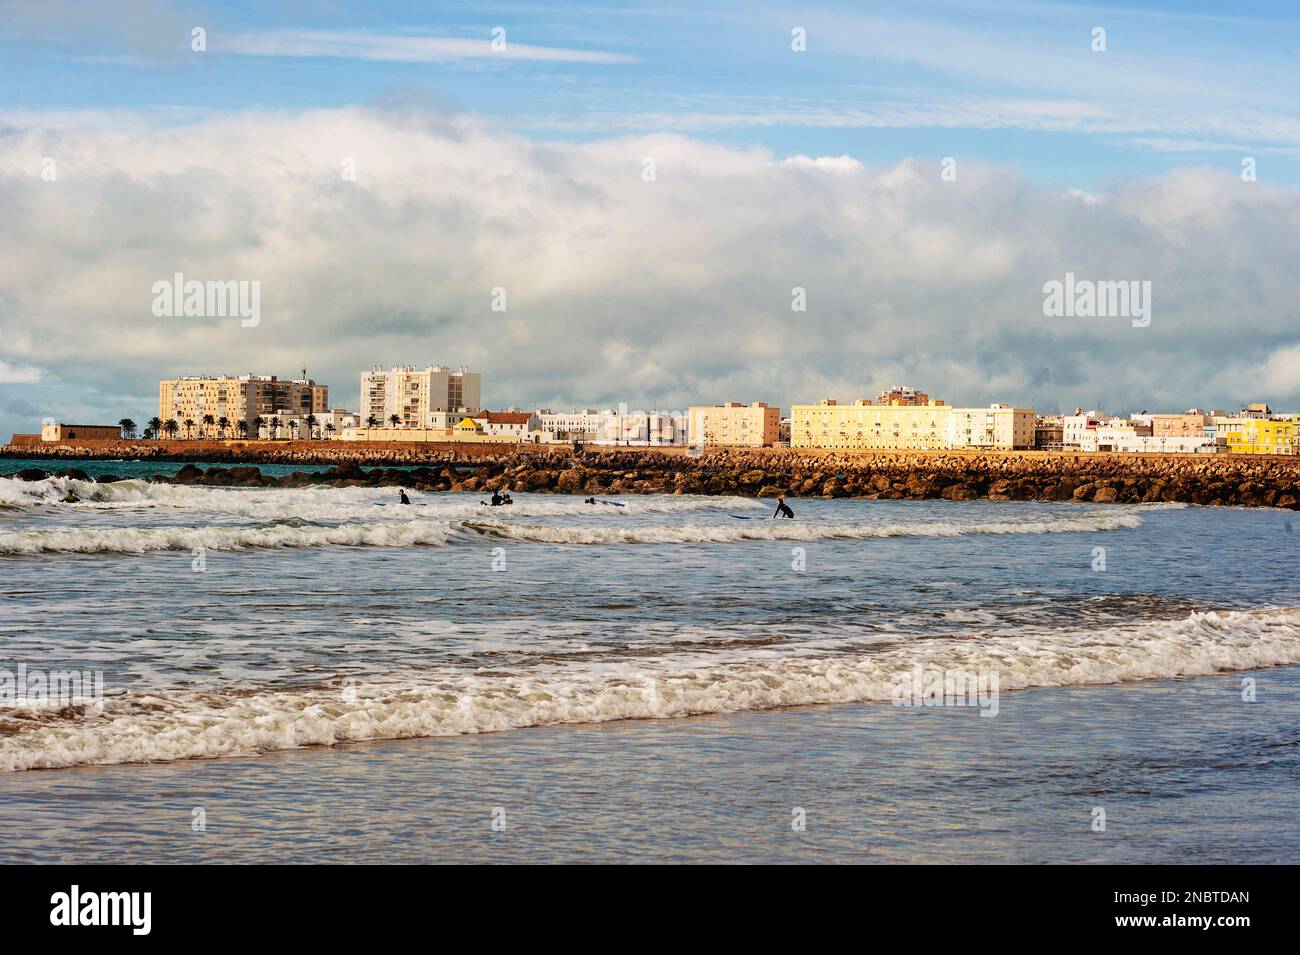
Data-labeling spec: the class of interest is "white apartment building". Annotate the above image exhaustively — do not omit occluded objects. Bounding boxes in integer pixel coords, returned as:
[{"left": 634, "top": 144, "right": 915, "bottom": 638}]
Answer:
[
  {"left": 946, "top": 404, "right": 1036, "bottom": 450},
  {"left": 360, "top": 365, "right": 481, "bottom": 428},
  {"left": 1062, "top": 409, "right": 1105, "bottom": 451},
  {"left": 534, "top": 408, "right": 688, "bottom": 446}
]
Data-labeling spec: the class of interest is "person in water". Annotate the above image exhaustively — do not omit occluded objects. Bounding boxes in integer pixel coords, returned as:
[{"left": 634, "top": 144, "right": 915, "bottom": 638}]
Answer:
[
  {"left": 585, "top": 497, "right": 597, "bottom": 504},
  {"left": 501, "top": 492, "right": 513, "bottom": 505},
  {"left": 773, "top": 496, "right": 794, "bottom": 519},
  {"left": 398, "top": 489, "right": 411, "bottom": 505}
]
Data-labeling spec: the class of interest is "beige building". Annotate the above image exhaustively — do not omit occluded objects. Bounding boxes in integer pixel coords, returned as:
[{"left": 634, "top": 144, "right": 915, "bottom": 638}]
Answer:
[
  {"left": 41, "top": 423, "right": 121, "bottom": 442},
  {"left": 159, "top": 373, "right": 327, "bottom": 435},
  {"left": 1151, "top": 411, "right": 1211, "bottom": 438},
  {"left": 360, "top": 365, "right": 481, "bottom": 428},
  {"left": 791, "top": 398, "right": 949, "bottom": 450},
  {"left": 688, "top": 402, "right": 781, "bottom": 447},
  {"left": 947, "top": 404, "right": 1036, "bottom": 450}
]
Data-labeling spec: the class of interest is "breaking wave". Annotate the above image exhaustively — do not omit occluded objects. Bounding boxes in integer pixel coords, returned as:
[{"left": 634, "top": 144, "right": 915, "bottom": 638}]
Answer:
[
  {"left": 4, "top": 607, "right": 1297, "bottom": 771},
  {"left": 0, "top": 507, "right": 1143, "bottom": 555},
  {"left": 462, "top": 511, "right": 1145, "bottom": 544}
]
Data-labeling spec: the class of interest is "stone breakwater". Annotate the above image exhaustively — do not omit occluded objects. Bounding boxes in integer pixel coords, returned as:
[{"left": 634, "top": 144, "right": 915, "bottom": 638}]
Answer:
[{"left": 6, "top": 443, "right": 1300, "bottom": 508}]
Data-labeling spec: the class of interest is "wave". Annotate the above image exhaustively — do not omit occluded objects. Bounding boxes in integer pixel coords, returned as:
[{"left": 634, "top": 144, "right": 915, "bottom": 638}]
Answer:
[
  {"left": 3, "top": 606, "right": 1297, "bottom": 771},
  {"left": 0, "top": 519, "right": 455, "bottom": 554},
  {"left": 462, "top": 511, "right": 1144, "bottom": 544},
  {"left": 0, "top": 476, "right": 765, "bottom": 519},
  {"left": 0, "top": 506, "right": 1143, "bottom": 555}
]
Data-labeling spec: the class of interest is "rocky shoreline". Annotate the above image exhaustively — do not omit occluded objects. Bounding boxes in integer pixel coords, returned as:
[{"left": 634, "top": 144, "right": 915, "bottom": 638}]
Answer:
[{"left": 6, "top": 444, "right": 1300, "bottom": 508}]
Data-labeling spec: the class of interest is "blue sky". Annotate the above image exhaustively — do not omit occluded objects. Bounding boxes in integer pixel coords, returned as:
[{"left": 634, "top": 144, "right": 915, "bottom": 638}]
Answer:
[
  {"left": 2, "top": 0, "right": 1300, "bottom": 438},
  {"left": 7, "top": 0, "right": 1300, "bottom": 186}
]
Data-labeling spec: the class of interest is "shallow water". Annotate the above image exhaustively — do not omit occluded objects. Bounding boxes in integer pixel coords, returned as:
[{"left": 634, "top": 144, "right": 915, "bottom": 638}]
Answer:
[{"left": 1, "top": 468, "right": 1297, "bottom": 861}]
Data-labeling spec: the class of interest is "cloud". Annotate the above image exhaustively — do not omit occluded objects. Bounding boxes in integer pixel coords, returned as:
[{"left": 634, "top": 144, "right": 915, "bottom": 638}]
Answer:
[
  {"left": 1, "top": 105, "right": 1299, "bottom": 439},
  {"left": 0, "top": 360, "right": 46, "bottom": 384},
  {"left": 219, "top": 30, "right": 638, "bottom": 64}
]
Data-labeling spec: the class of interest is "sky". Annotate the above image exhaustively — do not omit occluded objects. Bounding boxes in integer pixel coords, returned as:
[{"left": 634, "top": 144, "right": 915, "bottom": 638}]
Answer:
[{"left": 1, "top": 0, "right": 1299, "bottom": 439}]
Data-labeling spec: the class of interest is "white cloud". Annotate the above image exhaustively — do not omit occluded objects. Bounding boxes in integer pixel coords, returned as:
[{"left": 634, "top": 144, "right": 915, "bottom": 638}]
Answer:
[
  {"left": 0, "top": 360, "right": 46, "bottom": 384},
  {"left": 220, "top": 30, "right": 637, "bottom": 64},
  {"left": 1, "top": 106, "right": 1299, "bottom": 430}
]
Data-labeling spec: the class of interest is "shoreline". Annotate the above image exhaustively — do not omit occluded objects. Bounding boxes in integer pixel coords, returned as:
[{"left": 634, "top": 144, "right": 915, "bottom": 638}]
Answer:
[
  {"left": 4, "top": 665, "right": 1295, "bottom": 862},
  {"left": 5, "top": 440, "right": 1299, "bottom": 507}
]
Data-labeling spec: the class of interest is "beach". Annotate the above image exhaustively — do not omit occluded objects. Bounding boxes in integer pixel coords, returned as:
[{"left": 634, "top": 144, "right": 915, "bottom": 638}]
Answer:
[{"left": 2, "top": 462, "right": 1298, "bottom": 862}]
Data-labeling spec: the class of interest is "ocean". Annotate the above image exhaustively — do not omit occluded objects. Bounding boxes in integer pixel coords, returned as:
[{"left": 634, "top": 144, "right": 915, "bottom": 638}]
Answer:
[{"left": 2, "top": 459, "right": 1298, "bottom": 863}]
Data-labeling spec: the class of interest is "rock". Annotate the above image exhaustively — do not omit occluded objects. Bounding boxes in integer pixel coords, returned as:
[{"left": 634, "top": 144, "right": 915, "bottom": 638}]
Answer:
[{"left": 1092, "top": 486, "right": 1119, "bottom": 503}]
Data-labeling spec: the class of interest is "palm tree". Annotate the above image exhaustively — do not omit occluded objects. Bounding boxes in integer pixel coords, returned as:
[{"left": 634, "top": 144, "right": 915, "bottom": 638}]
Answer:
[
  {"left": 184, "top": 418, "right": 196, "bottom": 439},
  {"left": 164, "top": 419, "right": 179, "bottom": 439},
  {"left": 324, "top": 422, "right": 336, "bottom": 440},
  {"left": 305, "top": 414, "right": 318, "bottom": 440},
  {"left": 201, "top": 414, "right": 215, "bottom": 439},
  {"left": 251, "top": 416, "right": 264, "bottom": 439},
  {"left": 268, "top": 416, "right": 280, "bottom": 439},
  {"left": 388, "top": 414, "right": 401, "bottom": 428},
  {"left": 288, "top": 421, "right": 300, "bottom": 441},
  {"left": 217, "top": 416, "right": 230, "bottom": 439},
  {"left": 237, "top": 420, "right": 249, "bottom": 439},
  {"left": 118, "top": 417, "right": 137, "bottom": 439},
  {"left": 146, "top": 416, "right": 163, "bottom": 440},
  {"left": 366, "top": 415, "right": 379, "bottom": 429}
]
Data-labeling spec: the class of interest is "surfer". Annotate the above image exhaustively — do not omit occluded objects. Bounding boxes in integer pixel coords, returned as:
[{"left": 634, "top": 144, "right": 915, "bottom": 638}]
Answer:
[
  {"left": 773, "top": 496, "right": 794, "bottom": 519},
  {"left": 398, "top": 489, "right": 411, "bottom": 505},
  {"left": 585, "top": 497, "right": 597, "bottom": 504}
]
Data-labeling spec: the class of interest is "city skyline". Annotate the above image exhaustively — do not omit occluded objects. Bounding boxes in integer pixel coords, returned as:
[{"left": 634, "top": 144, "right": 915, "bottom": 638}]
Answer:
[{"left": 4, "top": 2, "right": 1300, "bottom": 442}]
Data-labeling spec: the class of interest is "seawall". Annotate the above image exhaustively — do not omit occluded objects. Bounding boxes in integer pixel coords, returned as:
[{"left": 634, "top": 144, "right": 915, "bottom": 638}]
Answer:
[{"left": 5, "top": 441, "right": 1300, "bottom": 508}]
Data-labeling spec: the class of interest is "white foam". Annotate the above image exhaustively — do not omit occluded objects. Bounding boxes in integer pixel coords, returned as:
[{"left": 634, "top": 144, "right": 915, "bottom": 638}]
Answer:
[
  {"left": 5, "top": 606, "right": 1296, "bottom": 771},
  {"left": 462, "top": 510, "right": 1144, "bottom": 544},
  {"left": 0, "top": 519, "right": 454, "bottom": 554},
  {"left": 0, "top": 476, "right": 764, "bottom": 519}
]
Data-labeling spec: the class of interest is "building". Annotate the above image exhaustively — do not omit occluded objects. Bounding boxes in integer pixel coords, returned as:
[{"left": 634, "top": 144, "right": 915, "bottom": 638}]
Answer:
[
  {"left": 41, "top": 423, "right": 121, "bottom": 442},
  {"left": 1035, "top": 414, "right": 1065, "bottom": 450},
  {"left": 947, "top": 404, "right": 1035, "bottom": 450},
  {"left": 258, "top": 408, "right": 361, "bottom": 440},
  {"left": 688, "top": 402, "right": 781, "bottom": 448},
  {"left": 1222, "top": 419, "right": 1297, "bottom": 454},
  {"left": 875, "top": 385, "right": 930, "bottom": 407},
  {"left": 1061, "top": 408, "right": 1104, "bottom": 451},
  {"left": 471, "top": 410, "right": 540, "bottom": 440},
  {"left": 790, "top": 398, "right": 949, "bottom": 450},
  {"left": 360, "top": 365, "right": 480, "bottom": 428},
  {"left": 159, "top": 373, "right": 327, "bottom": 436},
  {"left": 534, "top": 408, "right": 688, "bottom": 446},
  {"left": 1151, "top": 410, "right": 1212, "bottom": 439}
]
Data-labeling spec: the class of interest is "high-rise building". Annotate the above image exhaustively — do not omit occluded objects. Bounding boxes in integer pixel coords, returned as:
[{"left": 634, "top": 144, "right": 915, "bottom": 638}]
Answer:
[
  {"left": 159, "top": 373, "right": 328, "bottom": 435},
  {"left": 360, "top": 365, "right": 481, "bottom": 427}
]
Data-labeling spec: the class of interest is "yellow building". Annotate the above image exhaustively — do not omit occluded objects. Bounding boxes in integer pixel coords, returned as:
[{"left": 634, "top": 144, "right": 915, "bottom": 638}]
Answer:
[
  {"left": 791, "top": 398, "right": 950, "bottom": 450},
  {"left": 160, "top": 373, "right": 327, "bottom": 436},
  {"left": 688, "top": 402, "right": 781, "bottom": 447},
  {"left": 1223, "top": 419, "right": 1297, "bottom": 455}
]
